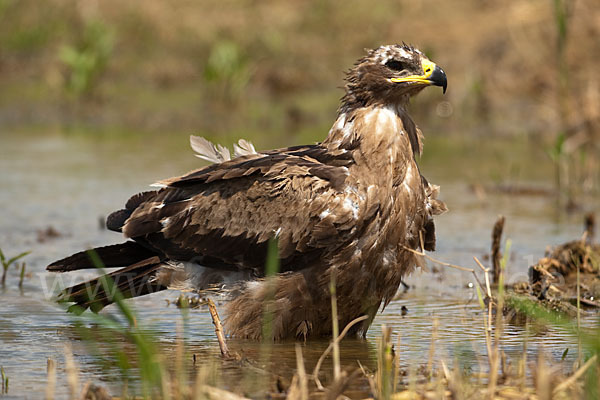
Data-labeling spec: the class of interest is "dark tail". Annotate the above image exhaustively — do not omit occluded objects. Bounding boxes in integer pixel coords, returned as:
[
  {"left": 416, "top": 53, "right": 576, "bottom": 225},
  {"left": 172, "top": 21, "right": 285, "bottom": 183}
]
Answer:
[
  {"left": 47, "top": 241, "right": 157, "bottom": 272},
  {"left": 47, "top": 241, "right": 167, "bottom": 312}
]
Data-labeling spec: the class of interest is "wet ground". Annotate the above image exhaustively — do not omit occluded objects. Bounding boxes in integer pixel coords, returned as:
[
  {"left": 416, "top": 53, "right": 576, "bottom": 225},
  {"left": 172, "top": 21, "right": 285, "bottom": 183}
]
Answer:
[{"left": 0, "top": 131, "right": 597, "bottom": 398}]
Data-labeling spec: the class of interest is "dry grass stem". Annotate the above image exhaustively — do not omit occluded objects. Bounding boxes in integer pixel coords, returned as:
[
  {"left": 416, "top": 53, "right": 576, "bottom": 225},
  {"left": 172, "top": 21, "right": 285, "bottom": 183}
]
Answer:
[
  {"left": 535, "top": 351, "right": 551, "bottom": 400},
  {"left": 473, "top": 256, "right": 492, "bottom": 299},
  {"left": 553, "top": 354, "right": 598, "bottom": 395},
  {"left": 63, "top": 344, "right": 79, "bottom": 400},
  {"left": 487, "top": 239, "right": 508, "bottom": 400},
  {"left": 330, "top": 268, "right": 341, "bottom": 381},
  {"left": 45, "top": 358, "right": 56, "bottom": 400},
  {"left": 404, "top": 246, "right": 491, "bottom": 300},
  {"left": 376, "top": 325, "right": 393, "bottom": 398},
  {"left": 173, "top": 320, "right": 185, "bottom": 399},
  {"left": 312, "top": 315, "right": 368, "bottom": 391},
  {"left": 427, "top": 318, "right": 439, "bottom": 378},
  {"left": 325, "top": 369, "right": 362, "bottom": 400},
  {"left": 294, "top": 344, "right": 308, "bottom": 400},
  {"left": 403, "top": 246, "right": 473, "bottom": 273},
  {"left": 198, "top": 385, "right": 251, "bottom": 400},
  {"left": 393, "top": 331, "right": 401, "bottom": 392}
]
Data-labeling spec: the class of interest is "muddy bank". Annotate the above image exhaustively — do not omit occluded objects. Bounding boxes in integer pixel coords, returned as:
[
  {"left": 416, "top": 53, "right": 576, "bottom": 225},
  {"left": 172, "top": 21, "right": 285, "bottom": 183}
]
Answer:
[{"left": 504, "top": 214, "right": 599, "bottom": 320}]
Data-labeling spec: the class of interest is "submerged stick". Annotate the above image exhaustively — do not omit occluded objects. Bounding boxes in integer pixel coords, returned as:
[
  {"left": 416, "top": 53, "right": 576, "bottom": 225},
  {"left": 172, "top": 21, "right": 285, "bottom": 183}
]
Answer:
[
  {"left": 491, "top": 216, "right": 505, "bottom": 284},
  {"left": 207, "top": 299, "right": 231, "bottom": 358}
]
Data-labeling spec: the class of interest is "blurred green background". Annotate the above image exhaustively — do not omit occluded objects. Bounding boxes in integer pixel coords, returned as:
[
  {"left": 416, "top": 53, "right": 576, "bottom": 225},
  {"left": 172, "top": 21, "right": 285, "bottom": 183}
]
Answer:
[{"left": 1, "top": 0, "right": 598, "bottom": 200}]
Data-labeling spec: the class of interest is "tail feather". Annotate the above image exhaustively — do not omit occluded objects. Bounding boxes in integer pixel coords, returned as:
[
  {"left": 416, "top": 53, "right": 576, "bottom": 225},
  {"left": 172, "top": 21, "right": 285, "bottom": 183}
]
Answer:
[
  {"left": 106, "top": 191, "right": 159, "bottom": 233},
  {"left": 58, "top": 256, "right": 166, "bottom": 312},
  {"left": 47, "top": 241, "right": 157, "bottom": 272}
]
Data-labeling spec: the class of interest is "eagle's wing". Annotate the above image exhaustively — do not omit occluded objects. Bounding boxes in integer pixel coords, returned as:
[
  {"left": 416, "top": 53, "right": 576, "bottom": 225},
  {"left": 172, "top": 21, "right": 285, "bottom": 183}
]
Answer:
[{"left": 108, "top": 145, "right": 355, "bottom": 275}]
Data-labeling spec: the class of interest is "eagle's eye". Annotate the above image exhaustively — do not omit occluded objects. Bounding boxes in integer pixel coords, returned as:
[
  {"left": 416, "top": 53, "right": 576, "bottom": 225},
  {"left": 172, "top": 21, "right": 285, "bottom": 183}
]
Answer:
[{"left": 385, "top": 59, "right": 409, "bottom": 72}]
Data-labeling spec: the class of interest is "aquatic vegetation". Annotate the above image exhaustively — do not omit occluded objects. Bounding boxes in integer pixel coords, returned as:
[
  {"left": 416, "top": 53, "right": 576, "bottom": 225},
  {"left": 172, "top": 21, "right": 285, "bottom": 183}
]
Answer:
[
  {"left": 0, "top": 366, "right": 7, "bottom": 395},
  {"left": 0, "top": 248, "right": 30, "bottom": 287},
  {"left": 18, "top": 262, "right": 26, "bottom": 289}
]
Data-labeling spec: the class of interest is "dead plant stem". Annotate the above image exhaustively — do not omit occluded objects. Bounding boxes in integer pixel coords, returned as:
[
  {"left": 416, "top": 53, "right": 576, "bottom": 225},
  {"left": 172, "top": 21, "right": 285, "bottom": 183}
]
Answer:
[
  {"left": 553, "top": 354, "right": 598, "bottom": 395},
  {"left": 295, "top": 344, "right": 309, "bottom": 400},
  {"left": 330, "top": 268, "right": 341, "bottom": 381},
  {"left": 313, "top": 315, "right": 368, "bottom": 391},
  {"left": 207, "top": 299, "right": 231, "bottom": 358}
]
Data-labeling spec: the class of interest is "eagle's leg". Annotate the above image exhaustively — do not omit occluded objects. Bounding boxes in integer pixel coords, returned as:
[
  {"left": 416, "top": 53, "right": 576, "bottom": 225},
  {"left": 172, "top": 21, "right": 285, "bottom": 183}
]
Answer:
[{"left": 359, "top": 303, "right": 381, "bottom": 338}]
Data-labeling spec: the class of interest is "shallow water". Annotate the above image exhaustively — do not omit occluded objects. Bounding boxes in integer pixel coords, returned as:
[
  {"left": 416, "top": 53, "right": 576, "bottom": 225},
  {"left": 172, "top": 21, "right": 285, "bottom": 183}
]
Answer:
[{"left": 0, "top": 131, "right": 597, "bottom": 398}]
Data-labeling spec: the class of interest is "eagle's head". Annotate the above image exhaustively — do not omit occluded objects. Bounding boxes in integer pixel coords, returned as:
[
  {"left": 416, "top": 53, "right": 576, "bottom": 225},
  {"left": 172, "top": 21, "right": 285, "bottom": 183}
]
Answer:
[{"left": 341, "top": 44, "right": 447, "bottom": 112}]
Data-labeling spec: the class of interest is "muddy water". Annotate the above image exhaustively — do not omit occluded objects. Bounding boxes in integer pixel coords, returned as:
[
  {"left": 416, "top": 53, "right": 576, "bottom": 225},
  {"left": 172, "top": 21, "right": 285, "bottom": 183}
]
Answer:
[{"left": 0, "top": 131, "right": 596, "bottom": 398}]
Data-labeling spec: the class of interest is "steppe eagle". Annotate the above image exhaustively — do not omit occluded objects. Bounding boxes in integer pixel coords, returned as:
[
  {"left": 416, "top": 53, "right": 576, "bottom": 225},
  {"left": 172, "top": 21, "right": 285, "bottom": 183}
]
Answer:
[{"left": 48, "top": 44, "right": 448, "bottom": 340}]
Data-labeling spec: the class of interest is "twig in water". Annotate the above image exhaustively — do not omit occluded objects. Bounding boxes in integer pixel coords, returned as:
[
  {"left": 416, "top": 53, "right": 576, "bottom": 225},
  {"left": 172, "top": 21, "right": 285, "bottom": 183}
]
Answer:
[
  {"left": 487, "top": 239, "right": 511, "bottom": 399},
  {"left": 206, "top": 298, "right": 231, "bottom": 358},
  {"left": 313, "top": 315, "right": 369, "bottom": 391},
  {"left": 473, "top": 257, "right": 492, "bottom": 299}
]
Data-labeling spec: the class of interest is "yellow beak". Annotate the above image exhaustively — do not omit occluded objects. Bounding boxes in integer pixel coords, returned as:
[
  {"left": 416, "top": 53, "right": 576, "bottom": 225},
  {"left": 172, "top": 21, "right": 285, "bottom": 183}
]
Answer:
[{"left": 390, "top": 59, "right": 447, "bottom": 93}]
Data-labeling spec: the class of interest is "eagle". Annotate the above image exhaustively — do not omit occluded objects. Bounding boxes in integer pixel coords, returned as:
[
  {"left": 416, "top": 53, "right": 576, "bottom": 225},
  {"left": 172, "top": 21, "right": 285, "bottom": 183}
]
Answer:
[{"left": 48, "top": 44, "right": 448, "bottom": 340}]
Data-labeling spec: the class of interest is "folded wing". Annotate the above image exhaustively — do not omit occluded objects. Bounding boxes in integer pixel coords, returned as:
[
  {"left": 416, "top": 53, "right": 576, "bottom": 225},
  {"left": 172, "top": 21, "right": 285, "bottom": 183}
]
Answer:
[{"left": 108, "top": 145, "right": 355, "bottom": 276}]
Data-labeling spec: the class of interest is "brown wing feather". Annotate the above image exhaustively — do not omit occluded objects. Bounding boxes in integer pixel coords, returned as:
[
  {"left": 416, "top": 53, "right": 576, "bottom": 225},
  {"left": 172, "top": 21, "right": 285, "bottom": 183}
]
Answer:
[{"left": 118, "top": 145, "right": 354, "bottom": 275}]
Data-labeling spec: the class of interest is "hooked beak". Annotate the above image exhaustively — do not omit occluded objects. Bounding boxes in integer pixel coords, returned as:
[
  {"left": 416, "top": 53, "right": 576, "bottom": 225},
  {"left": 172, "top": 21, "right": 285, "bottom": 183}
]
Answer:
[{"left": 390, "top": 59, "right": 447, "bottom": 94}]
